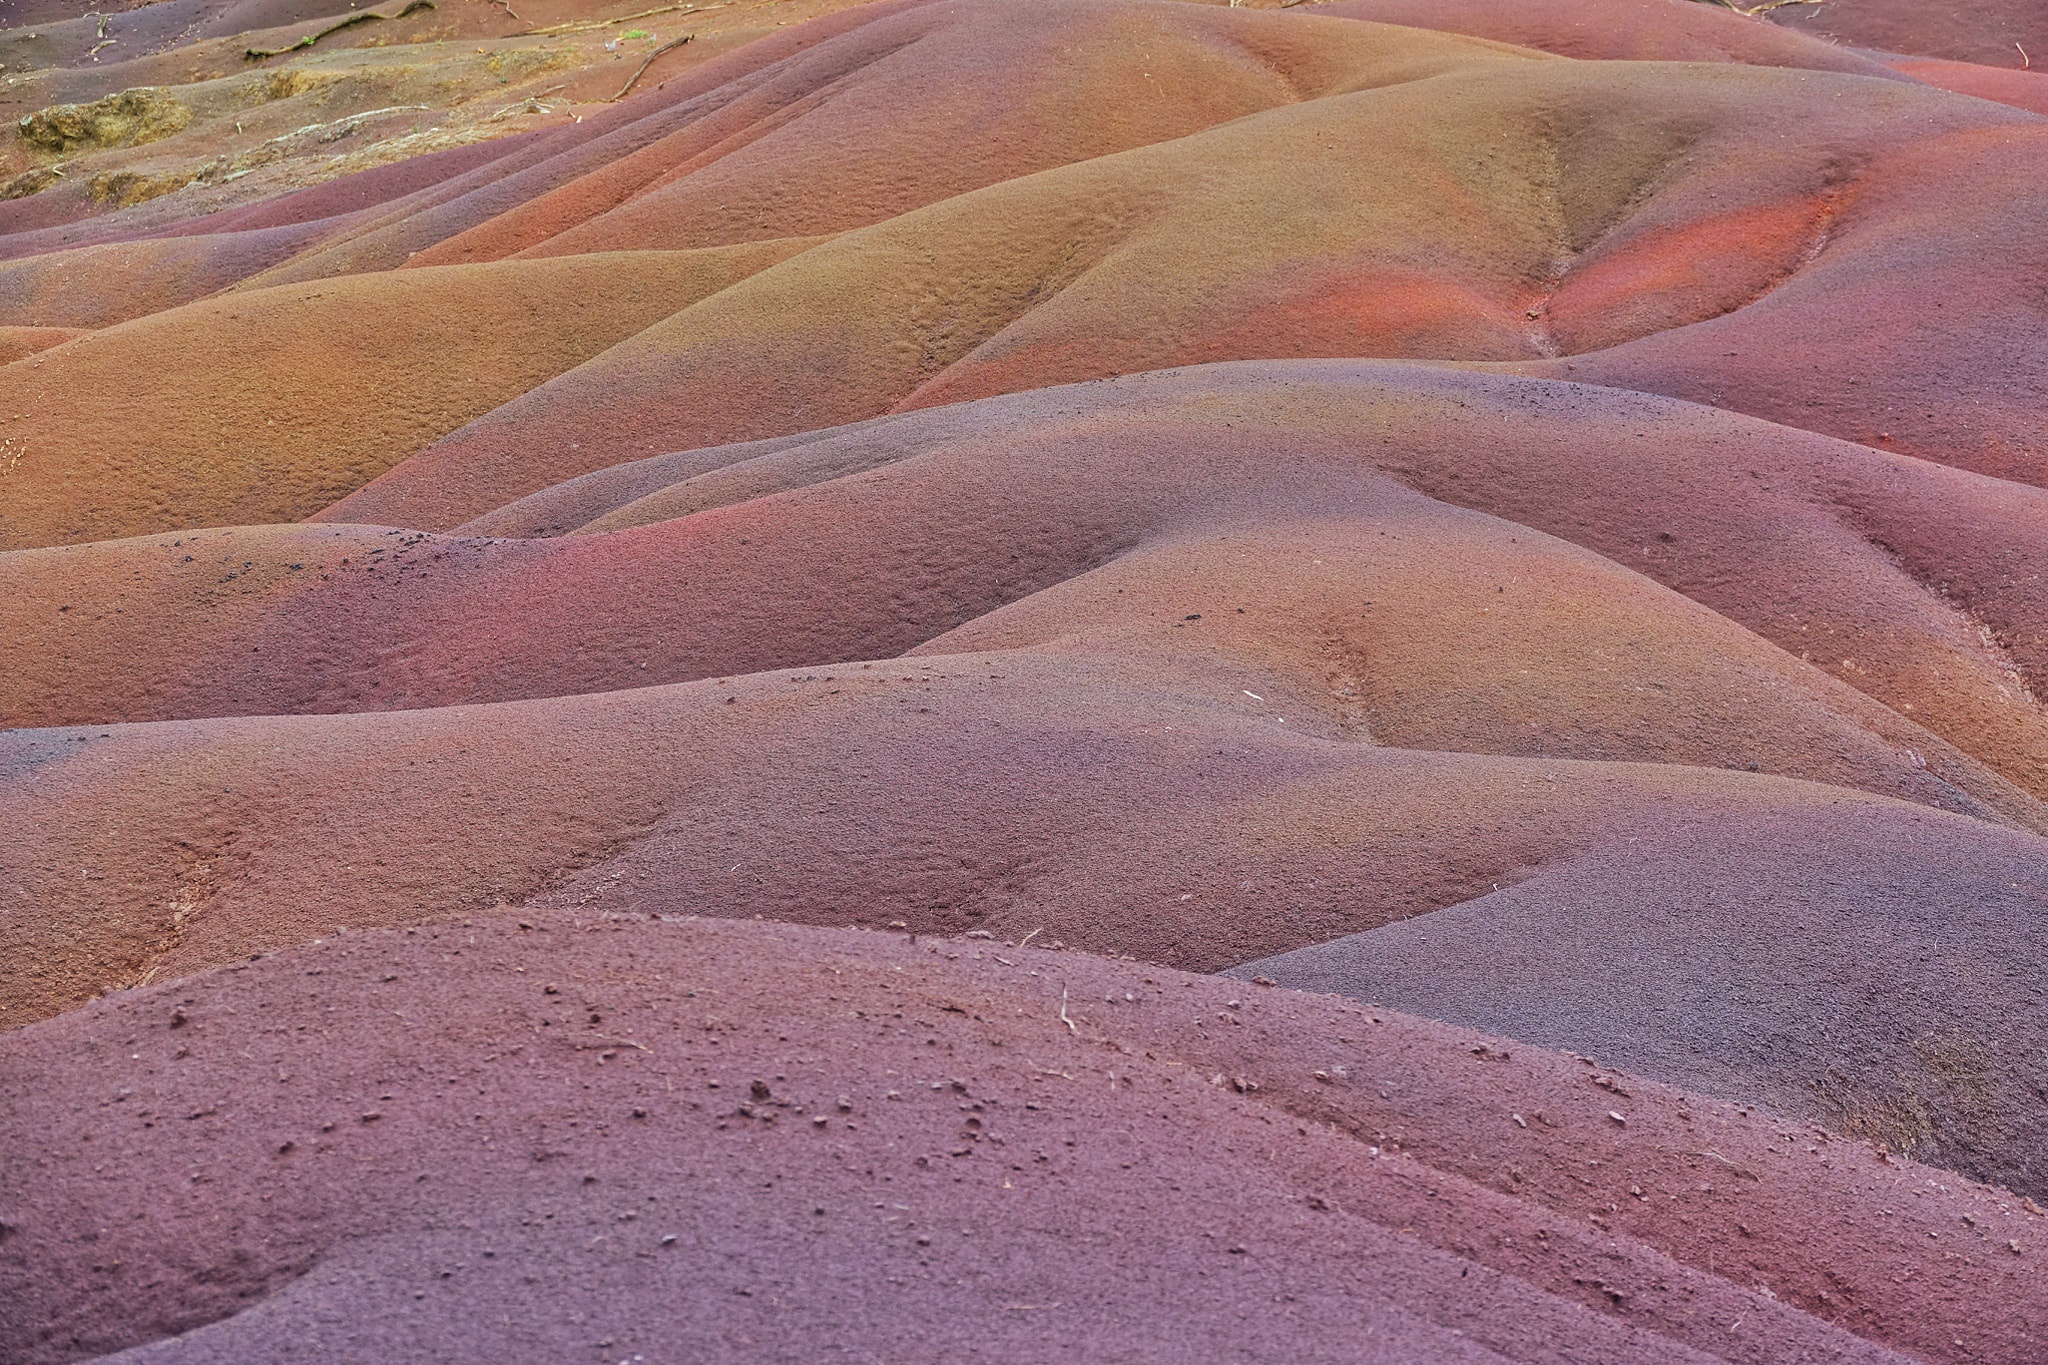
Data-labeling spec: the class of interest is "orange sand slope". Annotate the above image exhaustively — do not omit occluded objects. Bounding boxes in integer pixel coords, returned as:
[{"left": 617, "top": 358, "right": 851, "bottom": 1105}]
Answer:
[
  {"left": 4, "top": 0, "right": 2048, "bottom": 1358},
  {"left": 11, "top": 367, "right": 2048, "bottom": 819},
  {"left": 6, "top": 10, "right": 2048, "bottom": 548}
]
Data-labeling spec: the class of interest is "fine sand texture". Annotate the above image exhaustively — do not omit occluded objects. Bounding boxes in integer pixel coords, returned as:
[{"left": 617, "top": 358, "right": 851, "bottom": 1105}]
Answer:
[{"left": 4, "top": 0, "right": 2047, "bottom": 1359}]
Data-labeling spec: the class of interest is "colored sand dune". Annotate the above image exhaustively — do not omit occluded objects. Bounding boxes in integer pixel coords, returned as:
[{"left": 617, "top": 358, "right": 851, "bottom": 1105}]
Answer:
[{"left": 2, "top": 0, "right": 2045, "bottom": 1360}]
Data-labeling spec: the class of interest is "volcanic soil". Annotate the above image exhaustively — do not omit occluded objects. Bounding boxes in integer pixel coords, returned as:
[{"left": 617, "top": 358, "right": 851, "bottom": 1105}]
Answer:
[{"left": 4, "top": 0, "right": 2047, "bottom": 1359}]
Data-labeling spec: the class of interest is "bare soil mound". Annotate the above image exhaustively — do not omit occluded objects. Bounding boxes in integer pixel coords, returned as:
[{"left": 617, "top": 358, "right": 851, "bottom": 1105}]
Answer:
[
  {"left": 10, "top": 366, "right": 2048, "bottom": 815},
  {"left": 2, "top": 913, "right": 2042, "bottom": 1363},
  {"left": 4, "top": 0, "right": 2048, "bottom": 1351},
  {"left": 319, "top": 57, "right": 2048, "bottom": 526},
  {"left": 5, "top": 4, "right": 2047, "bottom": 554},
  {"left": 8, "top": 651, "right": 2048, "bottom": 1194}
]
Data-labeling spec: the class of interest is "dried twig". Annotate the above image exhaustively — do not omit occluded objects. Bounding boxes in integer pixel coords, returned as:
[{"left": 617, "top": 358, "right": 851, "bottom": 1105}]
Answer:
[
  {"left": 266, "top": 104, "right": 430, "bottom": 146},
  {"left": 608, "top": 30, "right": 692, "bottom": 99},
  {"left": 1689, "top": 0, "right": 1822, "bottom": 14},
  {"left": 2020, "top": 42, "right": 2032, "bottom": 71},
  {"left": 488, "top": 83, "right": 568, "bottom": 120},
  {"left": 246, "top": 0, "right": 434, "bottom": 59},
  {"left": 523, "top": 2, "right": 720, "bottom": 37},
  {"left": 1058, "top": 988, "right": 1077, "bottom": 1035},
  {"left": 1685, "top": 1148, "right": 1762, "bottom": 1180}
]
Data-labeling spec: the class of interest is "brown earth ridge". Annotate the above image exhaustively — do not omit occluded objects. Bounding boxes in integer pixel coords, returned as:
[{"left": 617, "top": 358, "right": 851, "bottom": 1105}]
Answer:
[{"left": 3, "top": 0, "right": 2046, "bottom": 1360}]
